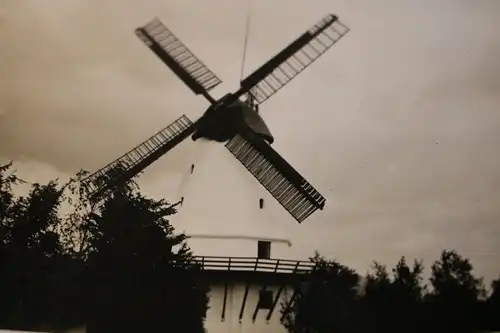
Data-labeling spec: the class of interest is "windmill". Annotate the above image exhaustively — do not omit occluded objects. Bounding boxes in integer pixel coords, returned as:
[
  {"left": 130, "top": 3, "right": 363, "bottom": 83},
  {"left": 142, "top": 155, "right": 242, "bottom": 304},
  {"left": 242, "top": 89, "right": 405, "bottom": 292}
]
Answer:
[{"left": 81, "top": 13, "right": 349, "bottom": 223}]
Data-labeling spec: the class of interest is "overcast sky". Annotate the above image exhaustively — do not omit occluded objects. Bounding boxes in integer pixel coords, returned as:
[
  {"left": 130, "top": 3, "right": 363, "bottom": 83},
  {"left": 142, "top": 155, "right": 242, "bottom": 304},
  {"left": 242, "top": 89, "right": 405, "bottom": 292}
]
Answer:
[{"left": 1, "top": 0, "right": 500, "bottom": 281}]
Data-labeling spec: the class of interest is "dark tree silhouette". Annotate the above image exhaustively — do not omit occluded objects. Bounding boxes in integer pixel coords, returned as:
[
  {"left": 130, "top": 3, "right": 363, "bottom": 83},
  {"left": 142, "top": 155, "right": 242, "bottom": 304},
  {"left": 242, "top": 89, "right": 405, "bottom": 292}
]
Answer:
[
  {"left": 391, "top": 257, "right": 426, "bottom": 331},
  {"left": 362, "top": 257, "right": 425, "bottom": 333},
  {"left": 0, "top": 163, "right": 209, "bottom": 332},
  {"left": 0, "top": 162, "right": 70, "bottom": 330},
  {"left": 284, "top": 252, "right": 500, "bottom": 333},
  {"left": 79, "top": 187, "right": 209, "bottom": 333},
  {"left": 486, "top": 275, "right": 500, "bottom": 330},
  {"left": 4, "top": 162, "right": 500, "bottom": 333},
  {"left": 281, "top": 252, "right": 362, "bottom": 333},
  {"left": 426, "top": 250, "right": 486, "bottom": 333}
]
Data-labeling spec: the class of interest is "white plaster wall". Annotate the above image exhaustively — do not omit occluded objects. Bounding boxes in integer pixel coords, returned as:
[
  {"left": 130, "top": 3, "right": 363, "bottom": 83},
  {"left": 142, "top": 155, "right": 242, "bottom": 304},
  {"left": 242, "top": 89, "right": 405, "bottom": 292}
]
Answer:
[
  {"left": 169, "top": 140, "right": 303, "bottom": 333},
  {"left": 172, "top": 143, "right": 303, "bottom": 259},
  {"left": 186, "top": 238, "right": 295, "bottom": 259},
  {"left": 204, "top": 283, "right": 293, "bottom": 333}
]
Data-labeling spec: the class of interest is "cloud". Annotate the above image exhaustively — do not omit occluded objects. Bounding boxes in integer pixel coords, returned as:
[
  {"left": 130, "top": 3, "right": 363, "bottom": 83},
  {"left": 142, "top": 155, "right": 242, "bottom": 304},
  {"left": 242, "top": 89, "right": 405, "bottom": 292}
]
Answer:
[
  {"left": 0, "top": 0, "right": 229, "bottom": 175},
  {"left": 2, "top": 0, "right": 500, "bottom": 281}
]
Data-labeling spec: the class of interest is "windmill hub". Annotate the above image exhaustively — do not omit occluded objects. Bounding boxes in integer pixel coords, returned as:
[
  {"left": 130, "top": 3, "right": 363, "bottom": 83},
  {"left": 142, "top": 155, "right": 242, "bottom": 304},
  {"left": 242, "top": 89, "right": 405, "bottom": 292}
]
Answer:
[{"left": 192, "top": 99, "right": 274, "bottom": 144}]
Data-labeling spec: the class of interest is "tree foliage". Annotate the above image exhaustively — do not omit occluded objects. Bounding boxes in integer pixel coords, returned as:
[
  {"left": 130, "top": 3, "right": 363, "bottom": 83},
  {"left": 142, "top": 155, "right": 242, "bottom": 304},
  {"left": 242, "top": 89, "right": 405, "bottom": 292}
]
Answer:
[
  {"left": 487, "top": 275, "right": 500, "bottom": 329},
  {"left": 284, "top": 251, "right": 500, "bottom": 333},
  {"left": 361, "top": 257, "right": 426, "bottom": 333},
  {"left": 2, "top": 161, "right": 500, "bottom": 333},
  {"left": 281, "top": 252, "right": 362, "bottom": 333},
  {"left": 0, "top": 162, "right": 208, "bottom": 332},
  {"left": 80, "top": 187, "right": 208, "bottom": 333},
  {"left": 0, "top": 162, "right": 68, "bottom": 330},
  {"left": 426, "top": 250, "right": 487, "bottom": 332}
]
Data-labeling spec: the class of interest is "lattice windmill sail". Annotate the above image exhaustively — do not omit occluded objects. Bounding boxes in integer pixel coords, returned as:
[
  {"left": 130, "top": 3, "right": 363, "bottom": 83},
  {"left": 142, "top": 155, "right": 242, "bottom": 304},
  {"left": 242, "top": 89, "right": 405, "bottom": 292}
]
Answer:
[{"left": 81, "top": 13, "right": 349, "bottom": 223}]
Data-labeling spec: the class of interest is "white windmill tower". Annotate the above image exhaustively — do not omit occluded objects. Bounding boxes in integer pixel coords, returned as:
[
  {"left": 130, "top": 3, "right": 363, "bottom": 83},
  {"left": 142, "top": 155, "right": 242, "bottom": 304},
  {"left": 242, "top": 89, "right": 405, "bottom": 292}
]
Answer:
[{"left": 80, "top": 9, "right": 349, "bottom": 333}]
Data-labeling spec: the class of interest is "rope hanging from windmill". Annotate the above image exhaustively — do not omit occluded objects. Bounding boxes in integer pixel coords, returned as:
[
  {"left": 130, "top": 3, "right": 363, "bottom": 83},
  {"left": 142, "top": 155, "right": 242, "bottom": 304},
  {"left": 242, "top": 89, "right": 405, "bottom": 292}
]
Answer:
[
  {"left": 175, "top": 1, "right": 256, "bottom": 206},
  {"left": 80, "top": 7, "right": 349, "bottom": 223},
  {"left": 240, "top": 0, "right": 256, "bottom": 109}
]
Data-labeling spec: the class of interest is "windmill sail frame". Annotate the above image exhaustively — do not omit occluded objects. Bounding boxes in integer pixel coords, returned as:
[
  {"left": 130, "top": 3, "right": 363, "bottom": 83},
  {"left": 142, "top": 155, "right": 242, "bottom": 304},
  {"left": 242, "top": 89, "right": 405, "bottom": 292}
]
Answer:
[
  {"left": 237, "top": 14, "right": 349, "bottom": 104},
  {"left": 136, "top": 18, "right": 221, "bottom": 102},
  {"left": 81, "top": 13, "right": 349, "bottom": 222},
  {"left": 81, "top": 115, "right": 195, "bottom": 202},
  {"left": 225, "top": 129, "right": 326, "bottom": 223}
]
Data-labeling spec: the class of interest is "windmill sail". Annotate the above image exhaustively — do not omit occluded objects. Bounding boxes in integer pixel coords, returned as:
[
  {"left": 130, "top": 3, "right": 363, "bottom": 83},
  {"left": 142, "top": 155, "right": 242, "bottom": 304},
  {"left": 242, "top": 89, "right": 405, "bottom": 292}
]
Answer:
[
  {"left": 136, "top": 18, "right": 222, "bottom": 99},
  {"left": 81, "top": 115, "right": 195, "bottom": 202},
  {"left": 225, "top": 132, "right": 326, "bottom": 223},
  {"left": 238, "top": 14, "right": 349, "bottom": 104}
]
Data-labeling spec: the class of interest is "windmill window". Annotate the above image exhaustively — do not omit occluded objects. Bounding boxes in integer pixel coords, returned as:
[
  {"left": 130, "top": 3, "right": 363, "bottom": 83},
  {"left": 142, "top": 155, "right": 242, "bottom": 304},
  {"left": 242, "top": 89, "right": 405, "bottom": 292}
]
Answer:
[
  {"left": 258, "top": 290, "right": 273, "bottom": 309},
  {"left": 257, "top": 240, "right": 271, "bottom": 259},
  {"left": 259, "top": 198, "right": 264, "bottom": 209}
]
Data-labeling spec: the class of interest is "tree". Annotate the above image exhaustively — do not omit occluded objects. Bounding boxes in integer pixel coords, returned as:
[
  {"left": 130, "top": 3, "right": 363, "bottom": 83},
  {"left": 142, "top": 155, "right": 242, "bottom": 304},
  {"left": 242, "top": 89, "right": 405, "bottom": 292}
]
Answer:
[
  {"left": 281, "top": 252, "right": 361, "bottom": 333},
  {"left": 69, "top": 172, "right": 209, "bottom": 333},
  {"left": 426, "top": 250, "right": 486, "bottom": 333},
  {"left": 1, "top": 163, "right": 210, "bottom": 332},
  {"left": 0, "top": 162, "right": 70, "bottom": 330},
  {"left": 392, "top": 257, "right": 426, "bottom": 304},
  {"left": 362, "top": 257, "right": 426, "bottom": 333},
  {"left": 486, "top": 275, "right": 500, "bottom": 330}
]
